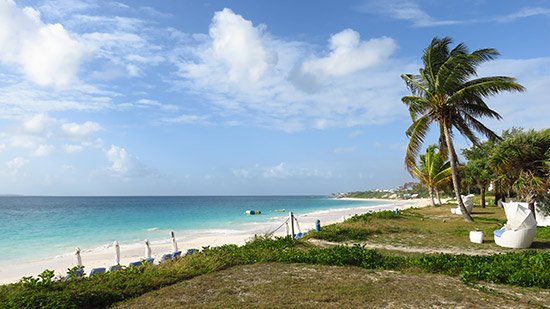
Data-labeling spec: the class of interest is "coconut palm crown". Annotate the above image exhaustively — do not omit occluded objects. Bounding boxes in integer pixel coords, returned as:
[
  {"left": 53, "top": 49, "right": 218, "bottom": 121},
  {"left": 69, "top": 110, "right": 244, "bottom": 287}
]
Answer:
[
  {"left": 412, "top": 145, "right": 452, "bottom": 207},
  {"left": 401, "top": 37, "right": 525, "bottom": 222}
]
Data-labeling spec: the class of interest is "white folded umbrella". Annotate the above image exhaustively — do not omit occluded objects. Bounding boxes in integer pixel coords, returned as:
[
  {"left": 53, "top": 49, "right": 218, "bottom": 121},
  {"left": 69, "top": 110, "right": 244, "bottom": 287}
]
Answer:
[
  {"left": 113, "top": 241, "right": 120, "bottom": 265},
  {"left": 145, "top": 239, "right": 152, "bottom": 259},
  {"left": 75, "top": 247, "right": 82, "bottom": 267},
  {"left": 170, "top": 231, "right": 178, "bottom": 252}
]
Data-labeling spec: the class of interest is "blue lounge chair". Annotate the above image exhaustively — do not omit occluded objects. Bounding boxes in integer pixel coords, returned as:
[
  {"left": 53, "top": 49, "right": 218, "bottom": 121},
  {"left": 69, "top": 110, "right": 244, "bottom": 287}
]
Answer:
[
  {"left": 64, "top": 266, "right": 85, "bottom": 281},
  {"left": 129, "top": 261, "right": 142, "bottom": 267},
  {"left": 144, "top": 257, "right": 155, "bottom": 264},
  {"left": 89, "top": 267, "right": 106, "bottom": 276},
  {"left": 172, "top": 250, "right": 182, "bottom": 258},
  {"left": 160, "top": 253, "right": 172, "bottom": 263},
  {"left": 186, "top": 248, "right": 199, "bottom": 256}
]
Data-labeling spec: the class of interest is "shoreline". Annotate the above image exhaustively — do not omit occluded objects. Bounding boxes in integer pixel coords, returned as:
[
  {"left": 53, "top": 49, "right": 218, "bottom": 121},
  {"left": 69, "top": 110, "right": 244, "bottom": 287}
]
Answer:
[{"left": 0, "top": 198, "right": 430, "bottom": 284}]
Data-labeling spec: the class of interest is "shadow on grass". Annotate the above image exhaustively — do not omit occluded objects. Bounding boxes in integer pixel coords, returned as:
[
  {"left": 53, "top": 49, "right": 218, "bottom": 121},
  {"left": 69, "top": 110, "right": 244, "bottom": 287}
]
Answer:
[{"left": 530, "top": 241, "right": 550, "bottom": 249}]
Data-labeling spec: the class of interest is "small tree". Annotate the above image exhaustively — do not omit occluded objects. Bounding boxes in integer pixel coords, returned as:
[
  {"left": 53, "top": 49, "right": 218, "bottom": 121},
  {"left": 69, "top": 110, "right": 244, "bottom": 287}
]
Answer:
[
  {"left": 491, "top": 128, "right": 550, "bottom": 217},
  {"left": 462, "top": 141, "right": 494, "bottom": 208},
  {"left": 412, "top": 146, "right": 452, "bottom": 206}
]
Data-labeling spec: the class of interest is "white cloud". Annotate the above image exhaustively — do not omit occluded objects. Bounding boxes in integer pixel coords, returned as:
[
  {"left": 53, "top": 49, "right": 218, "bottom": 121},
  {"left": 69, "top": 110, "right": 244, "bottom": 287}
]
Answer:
[
  {"left": 118, "top": 99, "right": 178, "bottom": 112},
  {"left": 22, "top": 114, "right": 55, "bottom": 135},
  {"left": 160, "top": 114, "right": 209, "bottom": 124},
  {"left": 207, "top": 8, "right": 276, "bottom": 84},
  {"left": 175, "top": 8, "right": 408, "bottom": 132},
  {"left": 357, "top": 0, "right": 459, "bottom": 27},
  {"left": 38, "top": 0, "right": 97, "bottom": 18},
  {"left": 301, "top": 29, "right": 396, "bottom": 77},
  {"left": 32, "top": 144, "right": 55, "bottom": 157},
  {"left": 6, "top": 156, "right": 28, "bottom": 174},
  {"left": 62, "top": 144, "right": 83, "bottom": 153},
  {"left": 477, "top": 57, "right": 550, "bottom": 132},
  {"left": 496, "top": 7, "right": 550, "bottom": 22},
  {"left": 0, "top": 0, "right": 86, "bottom": 86},
  {"left": 61, "top": 121, "right": 102, "bottom": 137},
  {"left": 233, "top": 162, "right": 331, "bottom": 180},
  {"left": 104, "top": 144, "right": 152, "bottom": 178},
  {"left": 8, "top": 134, "right": 41, "bottom": 149}
]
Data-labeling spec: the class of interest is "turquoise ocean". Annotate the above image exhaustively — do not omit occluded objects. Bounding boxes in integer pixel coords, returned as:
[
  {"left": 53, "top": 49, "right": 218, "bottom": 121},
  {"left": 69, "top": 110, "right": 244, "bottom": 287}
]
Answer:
[{"left": 0, "top": 196, "right": 383, "bottom": 263}]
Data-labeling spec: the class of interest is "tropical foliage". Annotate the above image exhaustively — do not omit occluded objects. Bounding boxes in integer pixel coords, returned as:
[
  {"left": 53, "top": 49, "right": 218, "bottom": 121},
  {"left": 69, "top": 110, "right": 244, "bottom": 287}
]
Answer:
[
  {"left": 462, "top": 140, "right": 494, "bottom": 208},
  {"left": 412, "top": 145, "right": 451, "bottom": 206},
  {"left": 491, "top": 128, "right": 550, "bottom": 216},
  {"left": 401, "top": 36, "right": 525, "bottom": 221}
]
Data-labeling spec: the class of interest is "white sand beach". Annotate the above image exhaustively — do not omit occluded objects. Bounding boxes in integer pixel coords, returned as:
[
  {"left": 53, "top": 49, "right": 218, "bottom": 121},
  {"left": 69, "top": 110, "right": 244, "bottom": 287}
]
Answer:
[{"left": 0, "top": 198, "right": 430, "bottom": 284}]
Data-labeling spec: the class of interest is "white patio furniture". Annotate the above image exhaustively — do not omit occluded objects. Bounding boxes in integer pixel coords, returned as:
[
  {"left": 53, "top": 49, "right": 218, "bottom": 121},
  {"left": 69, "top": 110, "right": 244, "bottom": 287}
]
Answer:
[
  {"left": 451, "top": 194, "right": 475, "bottom": 215},
  {"left": 494, "top": 202, "right": 537, "bottom": 249}
]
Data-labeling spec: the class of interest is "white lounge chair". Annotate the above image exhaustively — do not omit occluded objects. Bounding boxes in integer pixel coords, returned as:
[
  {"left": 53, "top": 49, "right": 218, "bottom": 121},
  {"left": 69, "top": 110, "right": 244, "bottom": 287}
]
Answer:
[
  {"left": 494, "top": 202, "right": 537, "bottom": 249},
  {"left": 451, "top": 194, "right": 474, "bottom": 215}
]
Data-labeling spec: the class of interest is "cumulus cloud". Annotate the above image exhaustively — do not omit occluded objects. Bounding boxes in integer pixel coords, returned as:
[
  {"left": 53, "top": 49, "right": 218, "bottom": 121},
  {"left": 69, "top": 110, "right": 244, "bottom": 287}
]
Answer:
[
  {"left": 104, "top": 144, "right": 152, "bottom": 178},
  {"left": 0, "top": 0, "right": 86, "bottom": 87},
  {"left": 301, "top": 29, "right": 396, "bottom": 77},
  {"left": 61, "top": 121, "right": 102, "bottom": 138},
  {"left": 175, "top": 8, "right": 406, "bottom": 132}
]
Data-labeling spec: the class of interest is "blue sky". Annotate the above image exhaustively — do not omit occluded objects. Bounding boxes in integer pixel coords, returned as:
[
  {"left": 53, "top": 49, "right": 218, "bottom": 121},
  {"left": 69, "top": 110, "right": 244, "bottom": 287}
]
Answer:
[{"left": 0, "top": 0, "right": 549, "bottom": 195}]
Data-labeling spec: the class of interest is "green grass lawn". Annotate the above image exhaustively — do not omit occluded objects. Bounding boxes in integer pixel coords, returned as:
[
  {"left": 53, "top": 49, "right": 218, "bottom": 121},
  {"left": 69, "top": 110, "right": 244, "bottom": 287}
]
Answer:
[
  {"left": 116, "top": 263, "right": 550, "bottom": 308},
  {"left": 305, "top": 203, "right": 550, "bottom": 252}
]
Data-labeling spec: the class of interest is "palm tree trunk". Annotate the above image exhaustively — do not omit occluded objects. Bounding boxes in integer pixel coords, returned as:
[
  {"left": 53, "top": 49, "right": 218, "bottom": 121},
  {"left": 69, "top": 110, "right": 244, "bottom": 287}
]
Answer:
[
  {"left": 526, "top": 192, "right": 537, "bottom": 222},
  {"left": 479, "top": 185, "right": 486, "bottom": 208},
  {"left": 435, "top": 189, "right": 442, "bottom": 205},
  {"left": 429, "top": 187, "right": 436, "bottom": 207},
  {"left": 442, "top": 122, "right": 474, "bottom": 222}
]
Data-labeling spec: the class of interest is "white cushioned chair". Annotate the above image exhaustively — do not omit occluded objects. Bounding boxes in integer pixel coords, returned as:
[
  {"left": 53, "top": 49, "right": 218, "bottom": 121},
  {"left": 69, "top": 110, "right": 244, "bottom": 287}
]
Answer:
[{"left": 494, "top": 202, "right": 537, "bottom": 249}]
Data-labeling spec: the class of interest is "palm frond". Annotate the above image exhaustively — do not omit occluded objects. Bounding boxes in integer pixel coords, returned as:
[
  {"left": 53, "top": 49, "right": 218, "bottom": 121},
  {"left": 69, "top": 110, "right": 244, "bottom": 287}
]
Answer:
[
  {"left": 405, "top": 115, "right": 432, "bottom": 172},
  {"left": 450, "top": 77, "right": 525, "bottom": 102}
]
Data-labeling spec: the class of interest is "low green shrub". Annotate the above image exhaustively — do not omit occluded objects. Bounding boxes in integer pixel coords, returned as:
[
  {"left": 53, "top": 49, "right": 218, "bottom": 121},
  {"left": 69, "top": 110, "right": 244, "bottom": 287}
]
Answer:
[
  {"left": 346, "top": 210, "right": 401, "bottom": 223},
  {"left": 306, "top": 225, "right": 374, "bottom": 242}
]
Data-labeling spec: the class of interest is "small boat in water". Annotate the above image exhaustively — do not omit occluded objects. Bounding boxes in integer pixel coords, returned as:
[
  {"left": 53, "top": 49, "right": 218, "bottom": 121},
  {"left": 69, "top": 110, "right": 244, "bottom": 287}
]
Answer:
[
  {"left": 275, "top": 209, "right": 286, "bottom": 212},
  {"left": 245, "top": 210, "right": 261, "bottom": 215}
]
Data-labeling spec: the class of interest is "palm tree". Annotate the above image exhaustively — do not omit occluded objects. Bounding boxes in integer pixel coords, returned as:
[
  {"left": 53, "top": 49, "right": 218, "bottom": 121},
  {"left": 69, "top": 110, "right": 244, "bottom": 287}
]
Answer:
[
  {"left": 401, "top": 37, "right": 525, "bottom": 222},
  {"left": 412, "top": 145, "right": 452, "bottom": 207}
]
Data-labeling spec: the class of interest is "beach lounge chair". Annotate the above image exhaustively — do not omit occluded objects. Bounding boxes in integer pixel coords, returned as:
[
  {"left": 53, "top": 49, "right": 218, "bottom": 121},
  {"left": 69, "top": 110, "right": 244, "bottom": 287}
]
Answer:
[
  {"left": 64, "top": 266, "right": 85, "bottom": 281},
  {"left": 172, "top": 250, "right": 182, "bottom": 258},
  {"left": 494, "top": 202, "right": 537, "bottom": 248},
  {"left": 89, "top": 267, "right": 106, "bottom": 276},
  {"left": 144, "top": 257, "right": 155, "bottom": 264},
  {"left": 186, "top": 248, "right": 199, "bottom": 256},
  {"left": 129, "top": 261, "right": 142, "bottom": 267},
  {"left": 160, "top": 253, "right": 173, "bottom": 263},
  {"left": 109, "top": 265, "right": 123, "bottom": 272},
  {"left": 451, "top": 194, "right": 474, "bottom": 215}
]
